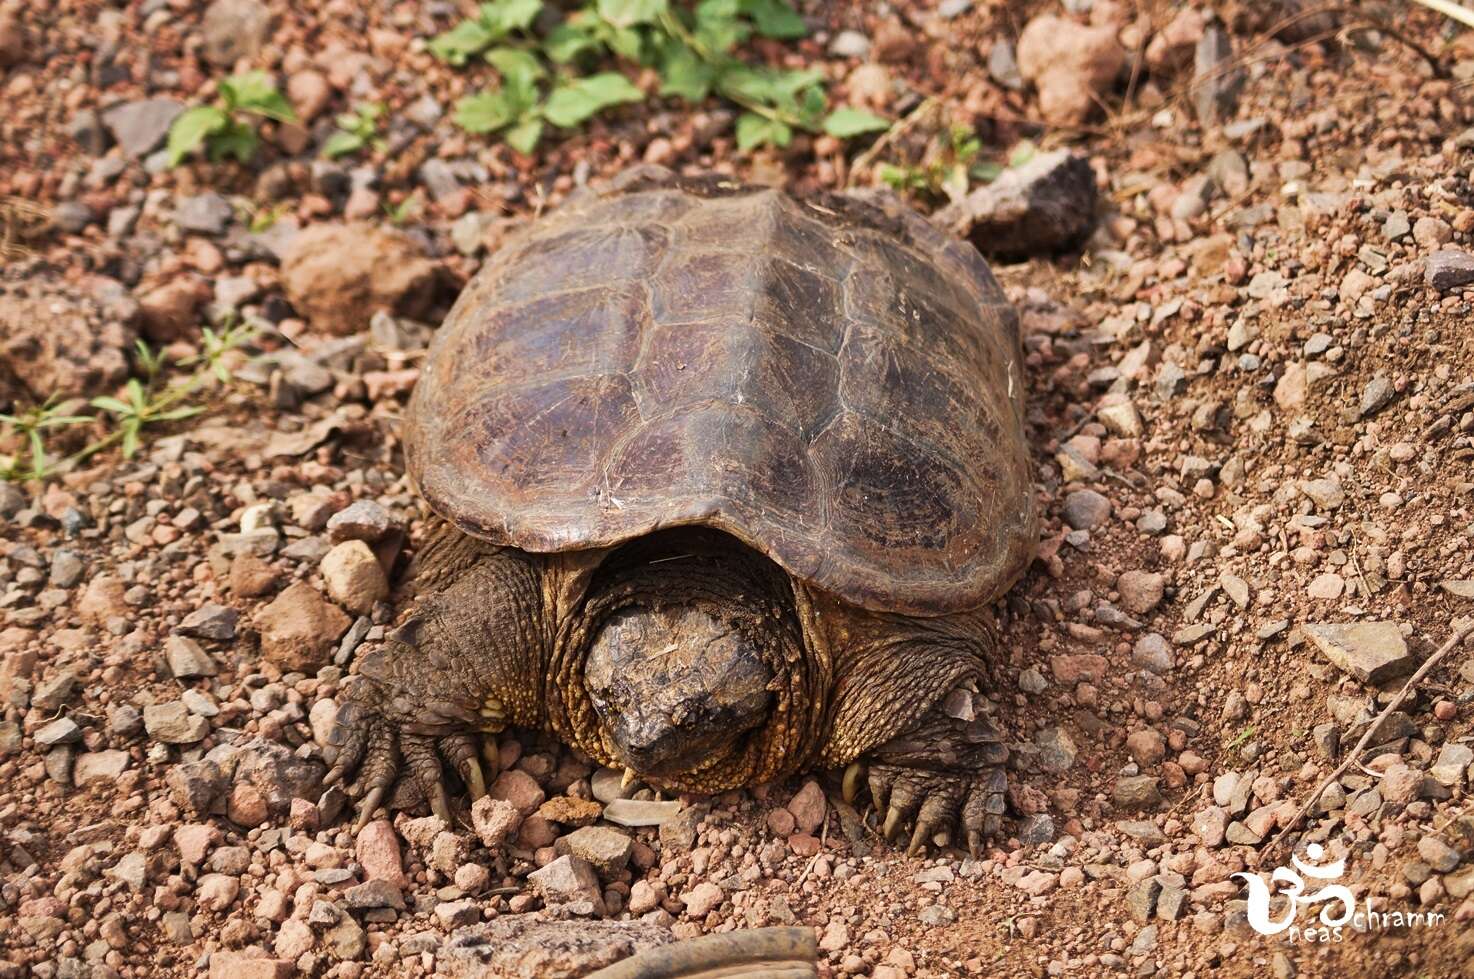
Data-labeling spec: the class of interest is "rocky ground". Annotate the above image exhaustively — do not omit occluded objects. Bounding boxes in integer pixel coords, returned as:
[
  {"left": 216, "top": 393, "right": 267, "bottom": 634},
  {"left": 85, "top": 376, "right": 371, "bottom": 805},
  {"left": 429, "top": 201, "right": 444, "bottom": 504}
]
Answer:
[{"left": 3, "top": 0, "right": 1474, "bottom": 977}]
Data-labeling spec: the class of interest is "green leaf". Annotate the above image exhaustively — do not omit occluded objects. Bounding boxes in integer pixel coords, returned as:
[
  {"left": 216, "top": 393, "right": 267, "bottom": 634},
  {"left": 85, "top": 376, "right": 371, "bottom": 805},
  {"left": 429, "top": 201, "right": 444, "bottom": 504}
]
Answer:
[
  {"left": 486, "top": 47, "right": 545, "bottom": 110},
  {"left": 220, "top": 71, "right": 296, "bottom": 122},
  {"left": 505, "top": 117, "right": 544, "bottom": 153},
  {"left": 321, "top": 131, "right": 365, "bottom": 159},
  {"left": 121, "top": 421, "right": 140, "bottom": 459},
  {"left": 658, "top": 43, "right": 716, "bottom": 101},
  {"left": 89, "top": 396, "right": 131, "bottom": 415},
  {"left": 822, "top": 107, "right": 889, "bottom": 138},
  {"left": 597, "top": 0, "right": 667, "bottom": 28},
  {"left": 605, "top": 25, "right": 647, "bottom": 61},
  {"left": 543, "top": 21, "right": 603, "bottom": 63},
  {"left": 166, "top": 106, "right": 227, "bottom": 167},
  {"left": 735, "top": 111, "right": 790, "bottom": 150},
  {"left": 429, "top": 18, "right": 496, "bottom": 64},
  {"left": 1008, "top": 139, "right": 1037, "bottom": 169},
  {"left": 153, "top": 405, "right": 205, "bottom": 422},
  {"left": 739, "top": 0, "right": 805, "bottom": 38},
  {"left": 482, "top": 0, "right": 542, "bottom": 33},
  {"left": 454, "top": 90, "right": 517, "bottom": 134},
  {"left": 969, "top": 160, "right": 1004, "bottom": 184},
  {"left": 542, "top": 72, "right": 644, "bottom": 127},
  {"left": 694, "top": 0, "right": 748, "bottom": 53},
  {"left": 208, "top": 118, "right": 259, "bottom": 163}
]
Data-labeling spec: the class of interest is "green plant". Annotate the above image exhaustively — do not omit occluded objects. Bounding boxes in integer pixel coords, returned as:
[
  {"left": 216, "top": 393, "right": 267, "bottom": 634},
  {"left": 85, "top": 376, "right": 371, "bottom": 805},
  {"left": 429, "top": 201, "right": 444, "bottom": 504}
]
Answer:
[
  {"left": 1225, "top": 724, "right": 1256, "bottom": 752},
  {"left": 0, "top": 396, "right": 93, "bottom": 482},
  {"left": 431, "top": 0, "right": 889, "bottom": 153},
  {"left": 384, "top": 193, "right": 424, "bottom": 225},
  {"left": 90, "top": 379, "right": 205, "bottom": 459},
  {"left": 323, "top": 102, "right": 388, "bottom": 159},
  {"left": 878, "top": 130, "right": 1036, "bottom": 203},
  {"left": 167, "top": 71, "right": 298, "bottom": 168},
  {"left": 1, "top": 321, "right": 258, "bottom": 482}
]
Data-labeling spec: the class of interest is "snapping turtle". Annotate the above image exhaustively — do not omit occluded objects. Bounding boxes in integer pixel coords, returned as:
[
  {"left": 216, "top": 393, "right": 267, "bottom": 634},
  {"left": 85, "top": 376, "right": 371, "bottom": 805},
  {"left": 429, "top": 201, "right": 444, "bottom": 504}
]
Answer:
[{"left": 327, "top": 168, "right": 1037, "bottom": 855}]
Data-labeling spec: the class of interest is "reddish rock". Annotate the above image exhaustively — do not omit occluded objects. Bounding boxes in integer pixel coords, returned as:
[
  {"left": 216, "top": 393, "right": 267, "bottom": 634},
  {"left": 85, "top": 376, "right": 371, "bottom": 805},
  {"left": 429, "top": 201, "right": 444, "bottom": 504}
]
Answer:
[
  {"left": 786, "top": 780, "right": 827, "bottom": 835},
  {"left": 1017, "top": 15, "right": 1125, "bottom": 125},
  {"left": 490, "top": 770, "right": 546, "bottom": 818},
  {"left": 255, "top": 581, "right": 351, "bottom": 674},
  {"left": 471, "top": 796, "right": 522, "bottom": 848},
  {"left": 280, "top": 223, "right": 439, "bottom": 336},
  {"left": 356, "top": 819, "right": 408, "bottom": 887},
  {"left": 137, "top": 277, "right": 210, "bottom": 343}
]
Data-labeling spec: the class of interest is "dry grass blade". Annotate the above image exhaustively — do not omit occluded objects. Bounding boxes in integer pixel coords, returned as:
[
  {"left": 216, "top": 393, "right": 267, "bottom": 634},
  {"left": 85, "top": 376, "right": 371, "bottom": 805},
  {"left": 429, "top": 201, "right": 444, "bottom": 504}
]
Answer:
[
  {"left": 1409, "top": 0, "right": 1474, "bottom": 30},
  {"left": 0, "top": 197, "right": 51, "bottom": 262},
  {"left": 1258, "top": 618, "right": 1474, "bottom": 864}
]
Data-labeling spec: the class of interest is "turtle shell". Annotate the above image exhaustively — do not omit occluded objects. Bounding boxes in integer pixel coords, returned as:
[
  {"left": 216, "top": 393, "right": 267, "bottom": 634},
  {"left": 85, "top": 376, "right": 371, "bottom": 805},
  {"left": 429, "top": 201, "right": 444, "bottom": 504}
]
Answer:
[{"left": 406, "top": 169, "right": 1036, "bottom": 615}]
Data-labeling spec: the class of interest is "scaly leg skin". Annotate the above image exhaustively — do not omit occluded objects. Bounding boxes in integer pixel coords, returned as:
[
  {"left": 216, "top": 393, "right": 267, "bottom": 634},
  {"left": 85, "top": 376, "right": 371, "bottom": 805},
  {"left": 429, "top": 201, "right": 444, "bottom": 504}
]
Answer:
[
  {"left": 843, "top": 684, "right": 1009, "bottom": 857},
  {"left": 322, "top": 528, "right": 549, "bottom": 831}
]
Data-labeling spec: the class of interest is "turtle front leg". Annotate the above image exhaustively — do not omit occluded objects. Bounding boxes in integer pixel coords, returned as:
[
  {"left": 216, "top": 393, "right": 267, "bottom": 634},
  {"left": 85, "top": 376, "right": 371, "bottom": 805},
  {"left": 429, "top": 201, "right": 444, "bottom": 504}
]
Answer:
[
  {"left": 323, "top": 529, "right": 550, "bottom": 830},
  {"left": 844, "top": 683, "right": 1010, "bottom": 856}
]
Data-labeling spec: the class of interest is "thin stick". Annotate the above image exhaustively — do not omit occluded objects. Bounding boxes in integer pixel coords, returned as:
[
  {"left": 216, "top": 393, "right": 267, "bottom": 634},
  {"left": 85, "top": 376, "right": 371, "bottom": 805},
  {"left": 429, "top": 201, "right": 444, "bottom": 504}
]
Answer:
[
  {"left": 1410, "top": 0, "right": 1474, "bottom": 30},
  {"left": 1259, "top": 619, "right": 1474, "bottom": 864}
]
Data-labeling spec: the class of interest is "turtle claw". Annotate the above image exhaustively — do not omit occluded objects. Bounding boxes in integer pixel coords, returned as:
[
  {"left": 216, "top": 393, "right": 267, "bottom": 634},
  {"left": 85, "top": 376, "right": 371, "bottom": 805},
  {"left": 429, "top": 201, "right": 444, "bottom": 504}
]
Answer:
[
  {"left": 862, "top": 762, "right": 1006, "bottom": 858},
  {"left": 354, "top": 785, "right": 388, "bottom": 833},
  {"left": 842, "top": 762, "right": 865, "bottom": 804}
]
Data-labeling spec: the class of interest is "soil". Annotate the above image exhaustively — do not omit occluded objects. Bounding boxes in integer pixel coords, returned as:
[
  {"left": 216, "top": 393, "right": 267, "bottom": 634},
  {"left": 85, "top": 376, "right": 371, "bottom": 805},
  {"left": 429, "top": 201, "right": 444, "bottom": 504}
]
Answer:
[{"left": 2, "top": 1, "right": 1474, "bottom": 978}]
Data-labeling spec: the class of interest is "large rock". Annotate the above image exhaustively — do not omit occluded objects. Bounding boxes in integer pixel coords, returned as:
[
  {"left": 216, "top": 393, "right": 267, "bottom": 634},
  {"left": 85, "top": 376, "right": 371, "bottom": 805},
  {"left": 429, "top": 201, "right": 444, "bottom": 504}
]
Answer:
[
  {"left": 933, "top": 150, "right": 1097, "bottom": 256},
  {"left": 0, "top": 276, "right": 137, "bottom": 405},
  {"left": 1016, "top": 16, "right": 1124, "bottom": 125},
  {"left": 256, "top": 581, "right": 352, "bottom": 673},
  {"left": 101, "top": 99, "right": 184, "bottom": 158},
  {"left": 1304, "top": 622, "right": 1415, "bottom": 685},
  {"left": 437, "top": 916, "right": 672, "bottom": 978},
  {"left": 280, "top": 223, "right": 439, "bottom": 336},
  {"left": 201, "top": 0, "right": 273, "bottom": 66},
  {"left": 225, "top": 738, "right": 327, "bottom": 821}
]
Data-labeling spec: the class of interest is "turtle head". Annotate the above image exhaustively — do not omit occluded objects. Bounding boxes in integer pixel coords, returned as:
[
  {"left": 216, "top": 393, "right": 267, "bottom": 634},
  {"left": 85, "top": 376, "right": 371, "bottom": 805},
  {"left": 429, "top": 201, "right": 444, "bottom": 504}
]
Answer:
[{"left": 584, "top": 602, "right": 775, "bottom": 783}]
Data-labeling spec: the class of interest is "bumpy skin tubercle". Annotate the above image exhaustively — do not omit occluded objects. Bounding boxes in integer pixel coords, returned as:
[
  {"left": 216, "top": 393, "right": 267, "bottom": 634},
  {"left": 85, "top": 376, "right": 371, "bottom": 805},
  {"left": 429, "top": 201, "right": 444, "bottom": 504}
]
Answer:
[{"left": 324, "top": 526, "right": 555, "bottom": 829}]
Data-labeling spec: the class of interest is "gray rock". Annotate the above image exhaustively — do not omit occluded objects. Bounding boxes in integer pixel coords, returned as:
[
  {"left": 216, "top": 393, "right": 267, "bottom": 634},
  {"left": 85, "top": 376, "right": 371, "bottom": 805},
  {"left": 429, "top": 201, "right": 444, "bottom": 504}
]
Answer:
[
  {"left": 166, "top": 636, "right": 219, "bottom": 678},
  {"left": 201, "top": 0, "right": 273, "bottom": 66},
  {"left": 1018, "top": 813, "right": 1055, "bottom": 845},
  {"left": 53, "top": 202, "right": 93, "bottom": 233},
  {"left": 527, "top": 855, "right": 604, "bottom": 912},
  {"left": 1417, "top": 835, "right": 1461, "bottom": 873},
  {"left": 1193, "top": 25, "right": 1243, "bottom": 125},
  {"left": 1061, "top": 489, "right": 1112, "bottom": 530},
  {"left": 554, "top": 825, "right": 633, "bottom": 877},
  {"left": 1432, "top": 743, "right": 1473, "bottom": 786},
  {"left": 1126, "top": 878, "right": 1161, "bottom": 924},
  {"left": 327, "top": 500, "right": 393, "bottom": 543},
  {"left": 32, "top": 671, "right": 78, "bottom": 711},
  {"left": 1360, "top": 375, "right": 1395, "bottom": 418},
  {"left": 1427, "top": 249, "right": 1474, "bottom": 291},
  {"left": 35, "top": 717, "right": 82, "bottom": 746},
  {"left": 69, "top": 108, "right": 111, "bottom": 155},
  {"left": 1113, "top": 775, "right": 1162, "bottom": 812},
  {"left": 177, "top": 603, "right": 238, "bottom": 641},
  {"left": 175, "top": 193, "right": 234, "bottom": 235},
  {"left": 1035, "top": 727, "right": 1077, "bottom": 773},
  {"left": 932, "top": 150, "right": 1097, "bottom": 256},
  {"left": 986, "top": 39, "right": 1023, "bottom": 89},
  {"left": 344, "top": 879, "right": 404, "bottom": 910},
  {"left": 1304, "top": 621, "right": 1415, "bottom": 685},
  {"left": 1383, "top": 211, "right": 1411, "bottom": 240},
  {"left": 143, "top": 701, "right": 209, "bottom": 743},
  {"left": 419, "top": 159, "right": 461, "bottom": 202},
  {"left": 49, "top": 549, "right": 84, "bottom": 588},
  {"left": 102, "top": 99, "right": 184, "bottom": 158}
]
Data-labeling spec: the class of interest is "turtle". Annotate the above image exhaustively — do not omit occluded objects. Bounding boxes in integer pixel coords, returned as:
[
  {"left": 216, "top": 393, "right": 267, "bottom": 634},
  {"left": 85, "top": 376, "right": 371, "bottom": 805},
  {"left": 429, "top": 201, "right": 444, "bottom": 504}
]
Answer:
[{"left": 325, "top": 167, "right": 1038, "bottom": 856}]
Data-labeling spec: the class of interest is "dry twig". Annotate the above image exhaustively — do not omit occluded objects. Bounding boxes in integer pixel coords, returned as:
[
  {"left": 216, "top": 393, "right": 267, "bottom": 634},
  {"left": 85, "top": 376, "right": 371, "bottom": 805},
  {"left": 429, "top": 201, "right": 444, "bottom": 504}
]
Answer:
[{"left": 1259, "top": 618, "right": 1474, "bottom": 864}]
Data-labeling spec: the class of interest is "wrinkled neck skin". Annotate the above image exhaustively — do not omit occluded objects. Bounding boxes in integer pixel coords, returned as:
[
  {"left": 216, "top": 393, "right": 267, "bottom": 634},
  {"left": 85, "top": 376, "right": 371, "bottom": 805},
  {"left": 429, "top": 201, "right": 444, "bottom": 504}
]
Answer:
[{"left": 542, "top": 530, "right": 831, "bottom": 794}]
